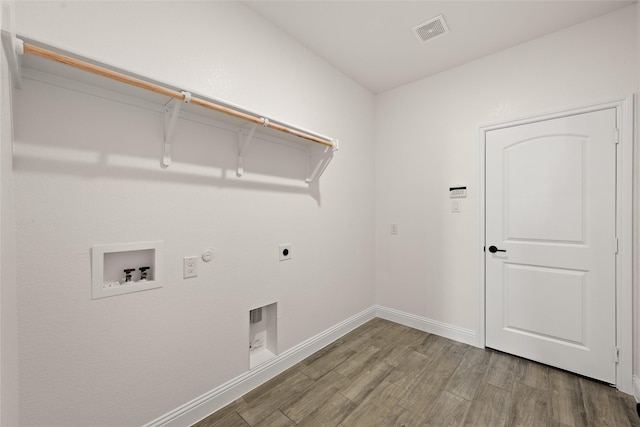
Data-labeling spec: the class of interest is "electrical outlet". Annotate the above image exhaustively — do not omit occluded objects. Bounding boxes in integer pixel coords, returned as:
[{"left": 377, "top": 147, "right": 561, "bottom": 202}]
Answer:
[
  {"left": 391, "top": 223, "right": 399, "bottom": 235},
  {"left": 279, "top": 244, "right": 292, "bottom": 261},
  {"left": 183, "top": 256, "right": 198, "bottom": 278}
]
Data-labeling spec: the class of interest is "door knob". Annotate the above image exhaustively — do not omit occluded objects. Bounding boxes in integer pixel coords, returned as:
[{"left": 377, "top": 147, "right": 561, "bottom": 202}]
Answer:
[{"left": 488, "top": 245, "right": 506, "bottom": 253}]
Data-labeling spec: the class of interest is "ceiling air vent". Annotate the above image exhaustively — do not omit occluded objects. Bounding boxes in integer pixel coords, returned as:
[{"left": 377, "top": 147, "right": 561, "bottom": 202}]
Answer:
[{"left": 412, "top": 14, "right": 449, "bottom": 44}]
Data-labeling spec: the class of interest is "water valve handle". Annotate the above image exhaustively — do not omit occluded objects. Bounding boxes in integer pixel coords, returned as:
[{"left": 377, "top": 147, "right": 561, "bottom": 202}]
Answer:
[{"left": 123, "top": 268, "right": 136, "bottom": 282}]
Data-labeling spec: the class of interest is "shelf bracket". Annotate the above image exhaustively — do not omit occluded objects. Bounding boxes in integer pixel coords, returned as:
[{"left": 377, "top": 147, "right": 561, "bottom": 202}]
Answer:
[
  {"left": 237, "top": 118, "right": 268, "bottom": 177},
  {"left": 1, "top": 6, "right": 23, "bottom": 89},
  {"left": 306, "top": 139, "right": 339, "bottom": 183},
  {"left": 162, "top": 91, "right": 191, "bottom": 167}
]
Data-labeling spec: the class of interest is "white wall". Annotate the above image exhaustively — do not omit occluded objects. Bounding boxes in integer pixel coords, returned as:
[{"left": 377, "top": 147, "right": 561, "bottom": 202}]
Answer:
[
  {"left": 375, "top": 5, "right": 638, "bottom": 344},
  {"left": 0, "top": 1, "right": 19, "bottom": 425},
  {"left": 0, "top": 62, "right": 18, "bottom": 427},
  {"left": 13, "top": 2, "right": 374, "bottom": 426},
  {"left": 635, "top": 2, "right": 640, "bottom": 402},
  {"left": 8, "top": 2, "right": 640, "bottom": 426}
]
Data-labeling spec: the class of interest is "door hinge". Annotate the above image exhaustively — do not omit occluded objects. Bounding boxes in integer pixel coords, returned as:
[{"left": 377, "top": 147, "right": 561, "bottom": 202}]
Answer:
[
  {"left": 614, "top": 129, "right": 620, "bottom": 144},
  {"left": 615, "top": 346, "right": 620, "bottom": 363},
  {"left": 614, "top": 237, "right": 619, "bottom": 254}
]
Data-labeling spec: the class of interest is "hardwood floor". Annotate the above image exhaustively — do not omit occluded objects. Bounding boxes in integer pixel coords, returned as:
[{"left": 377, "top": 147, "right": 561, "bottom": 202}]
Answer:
[{"left": 193, "top": 318, "right": 640, "bottom": 427}]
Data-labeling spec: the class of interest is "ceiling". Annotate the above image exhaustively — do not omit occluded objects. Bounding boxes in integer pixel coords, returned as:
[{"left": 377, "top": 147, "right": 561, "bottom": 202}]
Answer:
[{"left": 244, "top": 1, "right": 636, "bottom": 93}]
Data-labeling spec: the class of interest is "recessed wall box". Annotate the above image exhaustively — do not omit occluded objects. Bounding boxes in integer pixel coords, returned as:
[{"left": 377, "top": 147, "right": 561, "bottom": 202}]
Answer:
[
  {"left": 91, "top": 241, "right": 163, "bottom": 299},
  {"left": 449, "top": 186, "right": 467, "bottom": 198},
  {"left": 249, "top": 302, "right": 277, "bottom": 369}
]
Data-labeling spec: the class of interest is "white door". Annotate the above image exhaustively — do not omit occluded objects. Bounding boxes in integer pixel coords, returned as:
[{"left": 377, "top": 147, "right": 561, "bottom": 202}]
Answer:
[{"left": 485, "top": 108, "right": 617, "bottom": 384}]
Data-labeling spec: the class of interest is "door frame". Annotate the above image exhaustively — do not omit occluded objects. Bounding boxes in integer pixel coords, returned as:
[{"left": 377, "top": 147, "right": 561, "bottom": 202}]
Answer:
[{"left": 477, "top": 96, "right": 633, "bottom": 393}]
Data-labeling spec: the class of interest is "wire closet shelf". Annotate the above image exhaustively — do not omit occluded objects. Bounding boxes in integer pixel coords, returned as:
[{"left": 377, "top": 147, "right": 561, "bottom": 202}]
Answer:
[{"left": 3, "top": 35, "right": 338, "bottom": 182}]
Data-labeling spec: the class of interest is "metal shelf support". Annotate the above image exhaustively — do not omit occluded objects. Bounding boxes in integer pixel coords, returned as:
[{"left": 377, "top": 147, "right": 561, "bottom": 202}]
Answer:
[
  {"left": 306, "top": 139, "right": 339, "bottom": 183},
  {"left": 162, "top": 91, "right": 191, "bottom": 167},
  {"left": 237, "top": 118, "right": 270, "bottom": 177}
]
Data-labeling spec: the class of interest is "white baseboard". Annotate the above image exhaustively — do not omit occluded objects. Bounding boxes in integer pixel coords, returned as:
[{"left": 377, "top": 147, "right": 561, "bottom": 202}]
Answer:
[
  {"left": 144, "top": 305, "right": 477, "bottom": 427},
  {"left": 143, "top": 306, "right": 377, "bottom": 427},
  {"left": 374, "top": 305, "right": 478, "bottom": 347},
  {"left": 633, "top": 375, "right": 640, "bottom": 403}
]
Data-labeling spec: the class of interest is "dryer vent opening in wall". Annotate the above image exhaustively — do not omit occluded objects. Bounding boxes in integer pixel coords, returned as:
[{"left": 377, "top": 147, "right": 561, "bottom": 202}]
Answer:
[{"left": 413, "top": 14, "right": 449, "bottom": 43}]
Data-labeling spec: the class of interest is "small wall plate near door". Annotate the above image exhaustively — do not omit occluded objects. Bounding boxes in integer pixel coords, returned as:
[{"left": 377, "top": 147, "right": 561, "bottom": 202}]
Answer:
[
  {"left": 279, "top": 244, "right": 292, "bottom": 261},
  {"left": 450, "top": 186, "right": 467, "bottom": 198}
]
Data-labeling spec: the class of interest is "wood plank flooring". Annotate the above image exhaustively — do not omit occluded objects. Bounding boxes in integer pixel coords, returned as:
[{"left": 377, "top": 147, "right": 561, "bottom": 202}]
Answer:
[{"left": 193, "top": 318, "right": 640, "bottom": 427}]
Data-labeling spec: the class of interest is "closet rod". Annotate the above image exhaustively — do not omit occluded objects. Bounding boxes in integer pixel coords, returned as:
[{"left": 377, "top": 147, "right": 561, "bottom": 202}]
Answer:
[{"left": 22, "top": 42, "right": 335, "bottom": 148}]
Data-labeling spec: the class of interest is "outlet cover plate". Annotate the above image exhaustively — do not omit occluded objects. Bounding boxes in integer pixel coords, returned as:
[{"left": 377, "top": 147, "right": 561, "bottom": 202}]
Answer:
[{"left": 183, "top": 256, "right": 198, "bottom": 278}]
